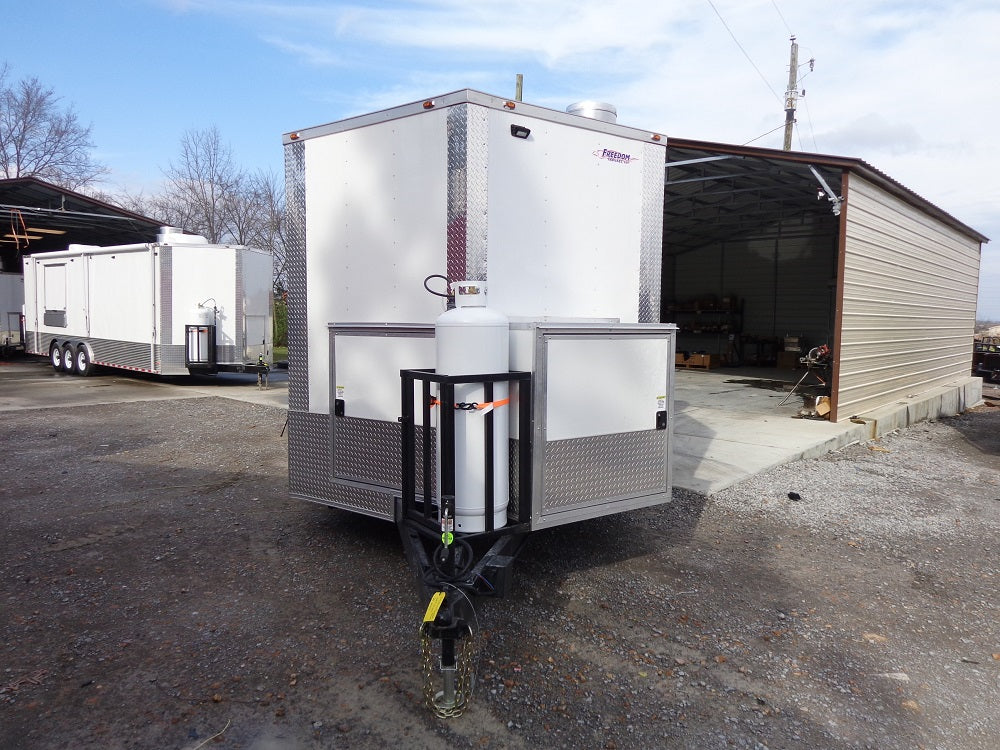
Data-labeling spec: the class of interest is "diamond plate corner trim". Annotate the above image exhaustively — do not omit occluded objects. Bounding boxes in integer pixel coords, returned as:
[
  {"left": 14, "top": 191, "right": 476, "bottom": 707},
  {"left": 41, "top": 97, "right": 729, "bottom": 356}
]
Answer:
[
  {"left": 446, "top": 105, "right": 468, "bottom": 283},
  {"left": 541, "top": 430, "right": 668, "bottom": 513},
  {"left": 639, "top": 142, "right": 665, "bottom": 323},
  {"left": 235, "top": 251, "right": 246, "bottom": 359},
  {"left": 159, "top": 247, "right": 172, "bottom": 346},
  {"left": 285, "top": 140, "right": 308, "bottom": 411},
  {"left": 464, "top": 105, "right": 490, "bottom": 282},
  {"left": 446, "top": 104, "right": 489, "bottom": 283}
]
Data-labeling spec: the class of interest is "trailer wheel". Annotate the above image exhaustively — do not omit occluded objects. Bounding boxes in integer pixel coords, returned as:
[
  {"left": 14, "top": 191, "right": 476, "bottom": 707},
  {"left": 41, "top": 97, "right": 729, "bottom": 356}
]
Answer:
[
  {"left": 62, "top": 344, "right": 76, "bottom": 374},
  {"left": 50, "top": 342, "right": 63, "bottom": 372},
  {"left": 74, "top": 345, "right": 93, "bottom": 377}
]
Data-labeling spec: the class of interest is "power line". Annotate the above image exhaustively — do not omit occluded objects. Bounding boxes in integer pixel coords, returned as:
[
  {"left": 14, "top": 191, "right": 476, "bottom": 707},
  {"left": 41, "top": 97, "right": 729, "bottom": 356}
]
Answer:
[
  {"left": 770, "top": 0, "right": 793, "bottom": 36},
  {"left": 705, "top": 0, "right": 781, "bottom": 103},
  {"left": 742, "top": 122, "right": 788, "bottom": 146}
]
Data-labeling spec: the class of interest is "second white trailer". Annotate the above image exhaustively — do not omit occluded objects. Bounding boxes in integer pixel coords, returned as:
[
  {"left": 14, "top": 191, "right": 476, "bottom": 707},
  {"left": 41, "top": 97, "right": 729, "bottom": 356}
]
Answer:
[{"left": 22, "top": 228, "right": 272, "bottom": 376}]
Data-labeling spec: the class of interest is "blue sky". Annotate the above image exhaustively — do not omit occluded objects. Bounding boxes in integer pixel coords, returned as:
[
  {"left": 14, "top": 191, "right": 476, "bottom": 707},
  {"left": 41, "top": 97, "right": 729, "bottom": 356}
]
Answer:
[{"left": 5, "top": 0, "right": 999, "bottom": 317}]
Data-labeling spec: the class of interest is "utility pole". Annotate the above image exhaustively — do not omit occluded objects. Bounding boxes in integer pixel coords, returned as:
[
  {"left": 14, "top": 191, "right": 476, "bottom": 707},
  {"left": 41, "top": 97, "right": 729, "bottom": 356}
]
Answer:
[{"left": 782, "top": 36, "right": 799, "bottom": 151}]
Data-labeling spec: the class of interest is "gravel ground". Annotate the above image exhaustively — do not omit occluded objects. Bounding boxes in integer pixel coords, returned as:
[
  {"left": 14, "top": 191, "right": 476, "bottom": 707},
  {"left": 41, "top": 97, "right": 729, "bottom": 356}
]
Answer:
[{"left": 1, "top": 393, "right": 998, "bottom": 749}]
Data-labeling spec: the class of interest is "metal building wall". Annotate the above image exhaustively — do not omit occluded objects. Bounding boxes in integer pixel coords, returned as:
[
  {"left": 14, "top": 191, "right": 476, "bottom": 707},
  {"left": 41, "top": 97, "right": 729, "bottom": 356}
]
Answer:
[{"left": 836, "top": 175, "right": 981, "bottom": 418}]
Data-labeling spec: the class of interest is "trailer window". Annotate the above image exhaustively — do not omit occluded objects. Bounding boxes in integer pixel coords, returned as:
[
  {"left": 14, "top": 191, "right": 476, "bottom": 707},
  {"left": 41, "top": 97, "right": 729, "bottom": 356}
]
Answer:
[{"left": 43, "top": 264, "right": 67, "bottom": 327}]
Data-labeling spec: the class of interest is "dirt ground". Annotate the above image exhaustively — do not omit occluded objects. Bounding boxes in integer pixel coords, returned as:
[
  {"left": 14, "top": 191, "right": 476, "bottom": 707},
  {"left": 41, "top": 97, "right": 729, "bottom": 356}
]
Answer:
[{"left": 1, "top": 380, "right": 998, "bottom": 749}]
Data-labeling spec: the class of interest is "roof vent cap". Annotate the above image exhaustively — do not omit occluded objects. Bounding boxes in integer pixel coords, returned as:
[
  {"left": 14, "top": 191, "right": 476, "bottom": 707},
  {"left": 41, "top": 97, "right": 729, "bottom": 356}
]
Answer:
[{"left": 566, "top": 100, "right": 617, "bottom": 124}]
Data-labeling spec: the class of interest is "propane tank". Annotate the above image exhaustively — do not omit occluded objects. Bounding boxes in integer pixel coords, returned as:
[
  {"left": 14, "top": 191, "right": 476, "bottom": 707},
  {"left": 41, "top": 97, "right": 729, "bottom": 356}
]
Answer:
[{"left": 435, "top": 282, "right": 509, "bottom": 532}]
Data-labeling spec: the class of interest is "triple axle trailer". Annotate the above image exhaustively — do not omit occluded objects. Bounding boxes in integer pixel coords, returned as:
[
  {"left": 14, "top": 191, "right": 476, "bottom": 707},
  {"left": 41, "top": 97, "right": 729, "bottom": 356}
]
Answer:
[{"left": 22, "top": 228, "right": 272, "bottom": 377}]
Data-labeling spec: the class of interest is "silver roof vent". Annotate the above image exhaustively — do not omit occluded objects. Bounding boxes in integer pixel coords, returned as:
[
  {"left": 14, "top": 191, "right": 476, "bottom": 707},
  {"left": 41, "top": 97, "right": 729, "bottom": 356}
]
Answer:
[{"left": 566, "top": 100, "right": 617, "bottom": 124}]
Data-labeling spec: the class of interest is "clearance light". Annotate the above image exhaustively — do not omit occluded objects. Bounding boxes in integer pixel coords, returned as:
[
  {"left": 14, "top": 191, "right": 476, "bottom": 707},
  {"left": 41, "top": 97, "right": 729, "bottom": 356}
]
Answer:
[
  {"left": 422, "top": 100, "right": 436, "bottom": 109},
  {"left": 288, "top": 132, "right": 301, "bottom": 141},
  {"left": 504, "top": 101, "right": 516, "bottom": 110},
  {"left": 651, "top": 134, "right": 662, "bottom": 141}
]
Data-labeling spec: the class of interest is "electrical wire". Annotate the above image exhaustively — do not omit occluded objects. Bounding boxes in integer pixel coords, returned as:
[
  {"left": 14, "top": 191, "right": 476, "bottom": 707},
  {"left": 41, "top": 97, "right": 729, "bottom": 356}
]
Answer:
[
  {"left": 770, "top": 0, "right": 794, "bottom": 36},
  {"left": 705, "top": 0, "right": 781, "bottom": 103},
  {"left": 742, "top": 122, "right": 788, "bottom": 147}
]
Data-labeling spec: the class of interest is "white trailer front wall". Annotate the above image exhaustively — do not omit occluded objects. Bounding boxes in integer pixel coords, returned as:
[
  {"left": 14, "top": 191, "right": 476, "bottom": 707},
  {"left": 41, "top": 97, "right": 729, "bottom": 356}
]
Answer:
[
  {"left": 485, "top": 109, "right": 663, "bottom": 322},
  {"left": 838, "top": 175, "right": 981, "bottom": 418},
  {"left": 302, "top": 110, "right": 450, "bottom": 413}
]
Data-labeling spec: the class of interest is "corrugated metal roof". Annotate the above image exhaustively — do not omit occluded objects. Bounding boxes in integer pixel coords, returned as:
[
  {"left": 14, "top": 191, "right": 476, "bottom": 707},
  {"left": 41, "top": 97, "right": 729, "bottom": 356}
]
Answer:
[
  {"left": 0, "top": 177, "right": 163, "bottom": 272},
  {"left": 664, "top": 138, "right": 988, "bottom": 250}
]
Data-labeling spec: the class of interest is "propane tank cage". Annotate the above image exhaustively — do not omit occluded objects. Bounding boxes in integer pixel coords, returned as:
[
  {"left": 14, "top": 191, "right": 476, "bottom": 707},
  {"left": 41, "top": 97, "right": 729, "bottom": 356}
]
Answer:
[{"left": 396, "top": 367, "right": 533, "bottom": 599}]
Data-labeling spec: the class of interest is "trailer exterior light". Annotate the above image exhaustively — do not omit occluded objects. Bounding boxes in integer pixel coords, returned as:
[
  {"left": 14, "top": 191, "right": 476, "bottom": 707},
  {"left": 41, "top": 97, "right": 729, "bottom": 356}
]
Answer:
[
  {"left": 510, "top": 124, "right": 531, "bottom": 139},
  {"left": 504, "top": 101, "right": 516, "bottom": 110},
  {"left": 289, "top": 132, "right": 300, "bottom": 141},
  {"left": 651, "top": 134, "right": 662, "bottom": 141},
  {"left": 422, "top": 100, "right": 436, "bottom": 109}
]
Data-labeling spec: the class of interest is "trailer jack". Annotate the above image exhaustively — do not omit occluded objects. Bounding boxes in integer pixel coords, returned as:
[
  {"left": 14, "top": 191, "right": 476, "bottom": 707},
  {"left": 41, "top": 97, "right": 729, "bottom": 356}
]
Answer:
[{"left": 419, "top": 590, "right": 475, "bottom": 718}]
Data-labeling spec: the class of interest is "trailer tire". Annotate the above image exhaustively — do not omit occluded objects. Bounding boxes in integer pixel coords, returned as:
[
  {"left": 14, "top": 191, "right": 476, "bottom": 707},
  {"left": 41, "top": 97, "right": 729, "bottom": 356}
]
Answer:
[
  {"left": 62, "top": 344, "right": 76, "bottom": 374},
  {"left": 50, "top": 342, "right": 63, "bottom": 372},
  {"left": 74, "top": 345, "right": 93, "bottom": 377}
]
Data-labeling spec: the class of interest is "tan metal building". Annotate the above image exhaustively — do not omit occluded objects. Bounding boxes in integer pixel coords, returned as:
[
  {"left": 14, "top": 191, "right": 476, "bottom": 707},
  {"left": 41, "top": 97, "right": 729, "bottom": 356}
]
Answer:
[{"left": 662, "top": 139, "right": 987, "bottom": 422}]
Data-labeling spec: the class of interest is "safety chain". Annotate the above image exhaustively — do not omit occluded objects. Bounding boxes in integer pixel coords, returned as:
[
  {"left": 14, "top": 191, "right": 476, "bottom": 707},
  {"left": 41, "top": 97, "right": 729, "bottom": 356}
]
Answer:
[{"left": 419, "top": 622, "right": 474, "bottom": 719}]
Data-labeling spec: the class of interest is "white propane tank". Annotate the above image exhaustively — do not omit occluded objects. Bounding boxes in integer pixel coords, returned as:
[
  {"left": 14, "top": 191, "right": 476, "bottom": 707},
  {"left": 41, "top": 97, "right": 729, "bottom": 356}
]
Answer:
[{"left": 435, "top": 281, "right": 509, "bottom": 532}]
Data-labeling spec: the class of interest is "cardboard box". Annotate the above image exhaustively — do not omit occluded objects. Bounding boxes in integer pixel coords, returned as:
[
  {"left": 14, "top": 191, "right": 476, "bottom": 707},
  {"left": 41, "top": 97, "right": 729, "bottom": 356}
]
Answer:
[
  {"left": 776, "top": 351, "right": 802, "bottom": 369},
  {"left": 676, "top": 353, "right": 719, "bottom": 370}
]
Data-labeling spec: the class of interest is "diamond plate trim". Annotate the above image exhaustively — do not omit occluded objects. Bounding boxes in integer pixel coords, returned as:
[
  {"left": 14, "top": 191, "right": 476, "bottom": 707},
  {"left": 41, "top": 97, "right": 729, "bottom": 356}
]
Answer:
[
  {"left": 235, "top": 250, "right": 245, "bottom": 359},
  {"left": 284, "top": 140, "right": 308, "bottom": 411},
  {"left": 464, "top": 105, "right": 490, "bottom": 282},
  {"left": 160, "top": 247, "right": 172, "bottom": 345},
  {"left": 334, "top": 416, "right": 435, "bottom": 494},
  {"left": 446, "top": 105, "right": 468, "bottom": 283},
  {"left": 288, "top": 410, "right": 396, "bottom": 519},
  {"left": 541, "top": 430, "right": 668, "bottom": 513},
  {"left": 446, "top": 104, "right": 489, "bottom": 283},
  {"left": 639, "top": 142, "right": 665, "bottom": 323}
]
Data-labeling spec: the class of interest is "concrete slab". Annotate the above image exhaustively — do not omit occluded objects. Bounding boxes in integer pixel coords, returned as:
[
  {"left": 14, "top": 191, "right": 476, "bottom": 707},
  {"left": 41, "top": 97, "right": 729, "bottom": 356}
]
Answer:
[
  {"left": 1, "top": 357, "right": 984, "bottom": 498},
  {"left": 672, "top": 368, "right": 984, "bottom": 495},
  {"left": 0, "top": 359, "right": 289, "bottom": 411}
]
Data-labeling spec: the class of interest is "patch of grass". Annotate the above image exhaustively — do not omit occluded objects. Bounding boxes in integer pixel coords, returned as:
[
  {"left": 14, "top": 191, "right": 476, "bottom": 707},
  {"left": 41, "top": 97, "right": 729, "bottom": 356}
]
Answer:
[{"left": 273, "top": 346, "right": 288, "bottom": 362}]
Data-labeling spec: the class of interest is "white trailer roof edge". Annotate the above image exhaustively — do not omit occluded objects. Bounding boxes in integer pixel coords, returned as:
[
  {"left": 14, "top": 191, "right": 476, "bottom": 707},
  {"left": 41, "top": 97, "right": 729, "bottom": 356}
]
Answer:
[
  {"left": 24, "top": 242, "right": 263, "bottom": 261},
  {"left": 282, "top": 88, "right": 666, "bottom": 145}
]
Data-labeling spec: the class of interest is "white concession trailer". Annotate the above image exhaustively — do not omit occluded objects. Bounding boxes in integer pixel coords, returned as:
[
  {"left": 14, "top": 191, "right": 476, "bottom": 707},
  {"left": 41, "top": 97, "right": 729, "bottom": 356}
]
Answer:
[
  {"left": 22, "top": 228, "right": 272, "bottom": 376},
  {"left": 1, "top": 271, "right": 24, "bottom": 354},
  {"left": 283, "top": 90, "right": 676, "bottom": 715}
]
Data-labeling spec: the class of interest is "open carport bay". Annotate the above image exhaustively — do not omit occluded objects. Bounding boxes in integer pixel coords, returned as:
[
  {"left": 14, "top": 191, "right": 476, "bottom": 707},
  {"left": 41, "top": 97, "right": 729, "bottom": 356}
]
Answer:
[{"left": 1, "top": 360, "right": 998, "bottom": 748}]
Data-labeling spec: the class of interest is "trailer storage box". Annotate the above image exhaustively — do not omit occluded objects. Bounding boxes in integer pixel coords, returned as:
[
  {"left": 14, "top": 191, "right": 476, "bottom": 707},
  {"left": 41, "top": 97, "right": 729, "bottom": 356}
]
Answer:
[
  {"left": 22, "top": 229, "right": 272, "bottom": 376},
  {"left": 284, "top": 89, "right": 673, "bottom": 532}
]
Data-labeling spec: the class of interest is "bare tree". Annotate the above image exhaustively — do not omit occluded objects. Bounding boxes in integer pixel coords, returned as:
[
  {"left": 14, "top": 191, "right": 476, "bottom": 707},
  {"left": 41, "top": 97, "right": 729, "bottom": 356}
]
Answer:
[
  {"left": 162, "top": 127, "right": 242, "bottom": 243},
  {"left": 227, "top": 170, "right": 287, "bottom": 293},
  {"left": 114, "top": 126, "right": 287, "bottom": 294},
  {"left": 0, "top": 63, "right": 108, "bottom": 189}
]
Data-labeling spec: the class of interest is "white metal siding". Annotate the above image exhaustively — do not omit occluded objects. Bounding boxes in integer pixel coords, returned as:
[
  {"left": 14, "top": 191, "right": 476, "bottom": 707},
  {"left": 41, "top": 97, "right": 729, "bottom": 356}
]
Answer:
[{"left": 838, "top": 175, "right": 980, "bottom": 417}]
